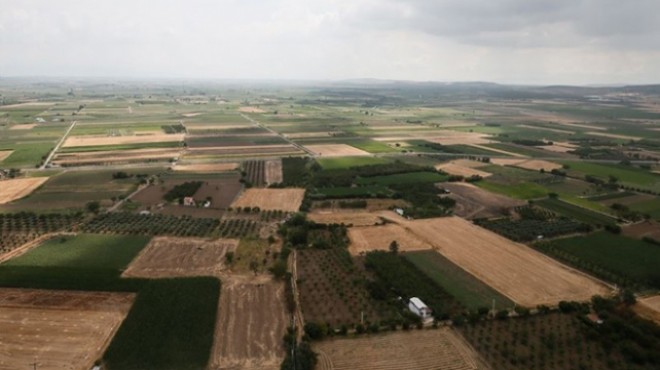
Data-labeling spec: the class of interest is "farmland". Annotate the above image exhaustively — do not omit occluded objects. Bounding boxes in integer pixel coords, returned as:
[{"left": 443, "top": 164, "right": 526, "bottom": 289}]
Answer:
[
  {"left": 315, "top": 329, "right": 484, "bottom": 370},
  {"left": 231, "top": 188, "right": 306, "bottom": 212},
  {"left": 535, "top": 232, "right": 660, "bottom": 289},
  {"left": 376, "top": 213, "right": 612, "bottom": 307},
  {"left": 122, "top": 236, "right": 238, "bottom": 278},
  {"left": 0, "top": 288, "right": 135, "bottom": 370},
  {"left": 3, "top": 80, "right": 660, "bottom": 370}
]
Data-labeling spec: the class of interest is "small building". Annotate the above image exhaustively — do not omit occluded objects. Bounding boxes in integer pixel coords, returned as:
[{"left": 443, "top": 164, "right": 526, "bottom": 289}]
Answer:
[
  {"left": 394, "top": 208, "right": 404, "bottom": 216},
  {"left": 183, "top": 197, "right": 196, "bottom": 207},
  {"left": 408, "top": 297, "right": 432, "bottom": 319}
]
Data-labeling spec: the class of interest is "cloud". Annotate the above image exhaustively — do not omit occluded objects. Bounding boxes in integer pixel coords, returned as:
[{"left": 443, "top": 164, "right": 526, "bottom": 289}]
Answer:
[{"left": 0, "top": 0, "right": 658, "bottom": 84}]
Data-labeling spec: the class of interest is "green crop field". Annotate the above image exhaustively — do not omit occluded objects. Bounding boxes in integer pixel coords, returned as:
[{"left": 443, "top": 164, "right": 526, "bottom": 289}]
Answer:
[
  {"left": 536, "top": 197, "right": 617, "bottom": 225},
  {"left": 104, "top": 278, "right": 220, "bottom": 370},
  {"left": 628, "top": 197, "right": 660, "bottom": 220},
  {"left": 344, "top": 140, "right": 397, "bottom": 153},
  {"left": 356, "top": 171, "right": 448, "bottom": 186},
  {"left": 535, "top": 232, "right": 660, "bottom": 289},
  {"left": 562, "top": 161, "right": 660, "bottom": 191},
  {"left": 404, "top": 250, "right": 514, "bottom": 310},
  {"left": 2, "top": 234, "right": 149, "bottom": 270},
  {"left": 316, "top": 156, "right": 392, "bottom": 169},
  {"left": 316, "top": 184, "right": 392, "bottom": 198}
]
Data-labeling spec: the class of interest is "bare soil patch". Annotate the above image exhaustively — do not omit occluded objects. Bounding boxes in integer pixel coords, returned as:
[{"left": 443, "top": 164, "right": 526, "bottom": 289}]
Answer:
[
  {"left": 265, "top": 159, "right": 283, "bottom": 184},
  {"left": 470, "top": 144, "right": 526, "bottom": 157},
  {"left": 284, "top": 132, "right": 333, "bottom": 138},
  {"left": 122, "top": 237, "right": 238, "bottom": 278},
  {"left": 308, "top": 210, "right": 384, "bottom": 227},
  {"left": 314, "top": 329, "right": 484, "bottom": 370},
  {"left": 0, "top": 177, "right": 49, "bottom": 204},
  {"left": 173, "top": 162, "right": 239, "bottom": 172},
  {"left": 622, "top": 221, "right": 660, "bottom": 240},
  {"left": 348, "top": 223, "right": 433, "bottom": 255},
  {"left": 491, "top": 158, "right": 562, "bottom": 171},
  {"left": 0, "top": 150, "right": 13, "bottom": 161},
  {"left": 132, "top": 176, "right": 242, "bottom": 209},
  {"left": 54, "top": 148, "right": 181, "bottom": 166},
  {"left": 210, "top": 278, "right": 288, "bottom": 370},
  {"left": 441, "top": 182, "right": 526, "bottom": 219},
  {"left": 378, "top": 213, "right": 613, "bottom": 307},
  {"left": 9, "top": 124, "right": 36, "bottom": 130},
  {"left": 231, "top": 188, "right": 305, "bottom": 212},
  {"left": 436, "top": 162, "right": 492, "bottom": 178},
  {"left": 634, "top": 295, "right": 660, "bottom": 325},
  {"left": 304, "top": 144, "right": 371, "bottom": 157},
  {"left": 63, "top": 133, "right": 185, "bottom": 147},
  {"left": 540, "top": 143, "right": 577, "bottom": 153},
  {"left": 0, "top": 288, "right": 134, "bottom": 370}
]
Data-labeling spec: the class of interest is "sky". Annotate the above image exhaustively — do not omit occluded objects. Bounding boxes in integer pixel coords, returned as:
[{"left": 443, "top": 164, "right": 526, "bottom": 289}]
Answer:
[{"left": 1, "top": 0, "right": 659, "bottom": 85}]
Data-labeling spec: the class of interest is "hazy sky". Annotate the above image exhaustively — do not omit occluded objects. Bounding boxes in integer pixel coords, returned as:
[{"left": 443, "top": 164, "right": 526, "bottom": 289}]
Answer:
[{"left": 1, "top": 0, "right": 659, "bottom": 85}]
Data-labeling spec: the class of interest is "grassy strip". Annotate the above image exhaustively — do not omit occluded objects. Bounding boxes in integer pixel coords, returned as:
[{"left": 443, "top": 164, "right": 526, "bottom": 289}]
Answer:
[
  {"left": 315, "top": 185, "right": 392, "bottom": 198},
  {"left": 535, "top": 198, "right": 616, "bottom": 226},
  {"left": 404, "top": 250, "right": 514, "bottom": 310}
]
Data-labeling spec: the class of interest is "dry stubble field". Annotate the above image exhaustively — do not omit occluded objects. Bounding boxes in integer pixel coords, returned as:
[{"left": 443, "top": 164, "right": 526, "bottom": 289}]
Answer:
[
  {"left": 63, "top": 133, "right": 185, "bottom": 147},
  {"left": 231, "top": 188, "right": 305, "bottom": 212},
  {"left": 304, "top": 144, "right": 371, "bottom": 157},
  {"left": 314, "top": 329, "right": 485, "bottom": 370},
  {"left": 265, "top": 159, "right": 283, "bottom": 184},
  {"left": 308, "top": 210, "right": 384, "bottom": 227},
  {"left": 348, "top": 223, "right": 432, "bottom": 254},
  {"left": 122, "top": 237, "right": 238, "bottom": 278},
  {"left": 210, "top": 277, "right": 288, "bottom": 370},
  {"left": 0, "top": 288, "right": 134, "bottom": 370},
  {"left": 378, "top": 213, "right": 612, "bottom": 307},
  {"left": 173, "top": 162, "right": 239, "bottom": 172},
  {"left": 0, "top": 177, "right": 49, "bottom": 204},
  {"left": 436, "top": 162, "right": 492, "bottom": 178},
  {"left": 634, "top": 295, "right": 660, "bottom": 325},
  {"left": 0, "top": 150, "right": 13, "bottom": 161}
]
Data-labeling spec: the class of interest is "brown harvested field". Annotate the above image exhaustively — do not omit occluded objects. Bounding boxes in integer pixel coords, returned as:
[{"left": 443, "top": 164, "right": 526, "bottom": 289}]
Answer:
[
  {"left": 540, "top": 144, "right": 576, "bottom": 153},
  {"left": 186, "top": 124, "right": 252, "bottom": 130},
  {"left": 436, "top": 162, "right": 492, "bottom": 178},
  {"left": 210, "top": 278, "right": 288, "bottom": 370},
  {"left": 441, "top": 182, "right": 526, "bottom": 219},
  {"left": 314, "top": 329, "right": 484, "bottom": 370},
  {"left": 0, "top": 102, "right": 55, "bottom": 109},
  {"left": 238, "top": 106, "right": 266, "bottom": 113},
  {"left": 185, "top": 144, "right": 303, "bottom": 158},
  {"left": 587, "top": 131, "right": 642, "bottom": 141},
  {"left": 557, "top": 122, "right": 606, "bottom": 130},
  {"left": 284, "top": 132, "right": 333, "bottom": 138},
  {"left": 132, "top": 176, "right": 242, "bottom": 209},
  {"left": 9, "top": 124, "right": 36, "bottom": 130},
  {"left": 265, "top": 159, "right": 283, "bottom": 184},
  {"left": 0, "top": 177, "right": 48, "bottom": 204},
  {"left": 304, "top": 144, "right": 371, "bottom": 157},
  {"left": 173, "top": 162, "right": 239, "bottom": 172},
  {"left": 634, "top": 295, "right": 660, "bottom": 325},
  {"left": 308, "top": 210, "right": 384, "bottom": 226},
  {"left": 599, "top": 193, "right": 655, "bottom": 207},
  {"left": 491, "top": 158, "right": 562, "bottom": 171},
  {"left": 427, "top": 131, "right": 492, "bottom": 145},
  {"left": 378, "top": 213, "right": 613, "bottom": 307},
  {"left": 0, "top": 150, "right": 13, "bottom": 161},
  {"left": 622, "top": 221, "right": 660, "bottom": 240},
  {"left": 348, "top": 223, "right": 433, "bottom": 255},
  {"left": 122, "top": 237, "right": 238, "bottom": 278},
  {"left": 53, "top": 148, "right": 181, "bottom": 166},
  {"left": 231, "top": 188, "right": 305, "bottom": 212},
  {"left": 0, "top": 288, "right": 134, "bottom": 370},
  {"left": 62, "top": 133, "right": 185, "bottom": 147}
]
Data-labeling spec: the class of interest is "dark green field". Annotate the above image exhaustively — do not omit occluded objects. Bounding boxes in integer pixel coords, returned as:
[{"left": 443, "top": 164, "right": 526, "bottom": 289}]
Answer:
[
  {"left": 536, "top": 197, "right": 617, "bottom": 226},
  {"left": 535, "top": 232, "right": 660, "bottom": 289}
]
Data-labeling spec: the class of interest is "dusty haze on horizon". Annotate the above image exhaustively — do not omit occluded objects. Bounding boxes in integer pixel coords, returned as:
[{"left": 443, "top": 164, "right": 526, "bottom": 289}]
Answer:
[{"left": 1, "top": 0, "right": 659, "bottom": 85}]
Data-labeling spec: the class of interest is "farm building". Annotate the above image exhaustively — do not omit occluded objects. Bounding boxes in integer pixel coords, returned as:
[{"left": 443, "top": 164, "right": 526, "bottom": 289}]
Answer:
[
  {"left": 183, "top": 197, "right": 195, "bottom": 206},
  {"left": 408, "top": 297, "right": 432, "bottom": 319}
]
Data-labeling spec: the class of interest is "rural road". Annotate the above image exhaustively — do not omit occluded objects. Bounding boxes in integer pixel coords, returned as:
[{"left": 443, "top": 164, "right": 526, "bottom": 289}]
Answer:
[
  {"left": 40, "top": 120, "right": 76, "bottom": 170},
  {"left": 239, "top": 113, "right": 315, "bottom": 156}
]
